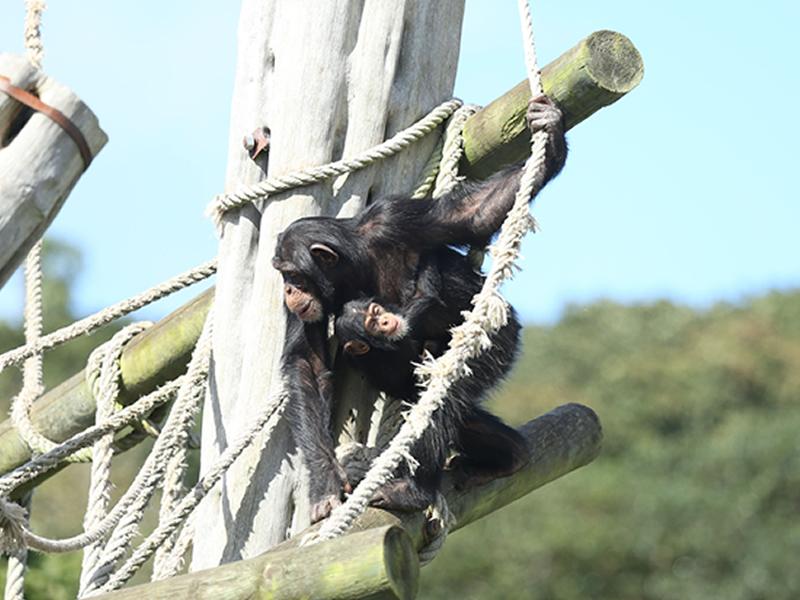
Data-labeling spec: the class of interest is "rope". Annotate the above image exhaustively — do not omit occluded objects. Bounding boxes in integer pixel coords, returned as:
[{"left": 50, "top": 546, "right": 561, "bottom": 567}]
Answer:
[
  {"left": 5, "top": 5, "right": 46, "bottom": 594},
  {"left": 94, "top": 390, "right": 286, "bottom": 593},
  {"left": 0, "top": 259, "right": 216, "bottom": 374},
  {"left": 78, "top": 323, "right": 151, "bottom": 595},
  {"left": 78, "top": 317, "right": 212, "bottom": 595},
  {"left": 206, "top": 99, "right": 462, "bottom": 229},
  {"left": 312, "top": 0, "right": 548, "bottom": 545},
  {"left": 23, "top": 0, "right": 45, "bottom": 70}
]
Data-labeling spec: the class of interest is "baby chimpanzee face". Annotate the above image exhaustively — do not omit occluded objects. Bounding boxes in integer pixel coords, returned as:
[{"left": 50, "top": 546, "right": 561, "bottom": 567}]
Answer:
[{"left": 335, "top": 298, "right": 408, "bottom": 356}]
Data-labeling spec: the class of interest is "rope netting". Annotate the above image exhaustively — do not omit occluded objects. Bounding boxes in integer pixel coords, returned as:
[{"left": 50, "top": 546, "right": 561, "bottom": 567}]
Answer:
[{"left": 0, "top": 0, "right": 554, "bottom": 594}]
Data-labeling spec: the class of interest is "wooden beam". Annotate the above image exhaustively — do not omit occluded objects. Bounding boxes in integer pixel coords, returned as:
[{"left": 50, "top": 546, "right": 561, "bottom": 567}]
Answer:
[
  {"left": 91, "top": 525, "right": 418, "bottom": 600},
  {"left": 461, "top": 30, "right": 643, "bottom": 179},
  {"left": 0, "top": 289, "right": 213, "bottom": 479},
  {"left": 0, "top": 54, "right": 108, "bottom": 289},
  {"left": 90, "top": 403, "right": 599, "bottom": 599},
  {"left": 279, "top": 403, "right": 602, "bottom": 551},
  {"left": 0, "top": 29, "right": 639, "bottom": 482}
]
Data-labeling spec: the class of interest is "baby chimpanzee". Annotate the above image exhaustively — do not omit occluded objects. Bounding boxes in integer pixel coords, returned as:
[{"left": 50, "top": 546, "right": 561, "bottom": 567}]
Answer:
[{"left": 334, "top": 248, "right": 529, "bottom": 510}]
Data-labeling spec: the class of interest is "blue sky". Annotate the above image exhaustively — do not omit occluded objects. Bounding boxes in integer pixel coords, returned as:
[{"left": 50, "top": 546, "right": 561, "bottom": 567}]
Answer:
[{"left": 0, "top": 1, "right": 797, "bottom": 325}]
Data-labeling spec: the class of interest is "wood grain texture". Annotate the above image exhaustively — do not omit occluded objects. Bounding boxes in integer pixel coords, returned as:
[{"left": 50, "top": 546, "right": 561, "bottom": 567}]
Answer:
[
  {"left": 0, "top": 54, "right": 107, "bottom": 289},
  {"left": 92, "top": 525, "right": 418, "bottom": 600},
  {"left": 462, "top": 30, "right": 643, "bottom": 179},
  {"left": 193, "top": 0, "right": 466, "bottom": 568}
]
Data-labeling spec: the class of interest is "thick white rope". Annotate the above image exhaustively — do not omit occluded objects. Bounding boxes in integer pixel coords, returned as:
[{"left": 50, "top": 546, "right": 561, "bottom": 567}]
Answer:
[
  {"left": 5, "top": 4, "right": 46, "bottom": 597},
  {"left": 78, "top": 317, "right": 213, "bottom": 595},
  {"left": 0, "top": 379, "right": 181, "bottom": 496},
  {"left": 0, "top": 259, "right": 216, "bottom": 374},
  {"left": 78, "top": 323, "right": 151, "bottom": 595},
  {"left": 94, "top": 390, "right": 287, "bottom": 594},
  {"left": 313, "top": 0, "right": 548, "bottom": 544},
  {"left": 0, "top": 319, "right": 210, "bottom": 558},
  {"left": 206, "top": 99, "right": 462, "bottom": 228}
]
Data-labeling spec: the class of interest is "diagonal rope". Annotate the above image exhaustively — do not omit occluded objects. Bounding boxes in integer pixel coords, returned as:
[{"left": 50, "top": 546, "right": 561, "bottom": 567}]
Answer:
[
  {"left": 312, "top": 0, "right": 549, "bottom": 545},
  {"left": 0, "top": 259, "right": 216, "bottom": 375},
  {"left": 205, "top": 99, "right": 462, "bottom": 229}
]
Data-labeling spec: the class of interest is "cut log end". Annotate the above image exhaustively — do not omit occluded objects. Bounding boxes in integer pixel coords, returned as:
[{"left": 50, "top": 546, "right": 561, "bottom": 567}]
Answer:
[{"left": 584, "top": 30, "right": 645, "bottom": 94}]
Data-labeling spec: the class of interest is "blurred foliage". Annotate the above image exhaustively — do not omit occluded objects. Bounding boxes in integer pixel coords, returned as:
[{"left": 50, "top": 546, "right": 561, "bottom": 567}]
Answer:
[
  {"left": 421, "top": 294, "right": 800, "bottom": 600},
  {"left": 1, "top": 241, "right": 798, "bottom": 598},
  {"left": 0, "top": 240, "right": 160, "bottom": 599}
]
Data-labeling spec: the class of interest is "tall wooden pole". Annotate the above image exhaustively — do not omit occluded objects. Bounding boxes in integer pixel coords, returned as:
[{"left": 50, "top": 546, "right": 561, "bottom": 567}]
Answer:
[{"left": 192, "top": 0, "right": 466, "bottom": 569}]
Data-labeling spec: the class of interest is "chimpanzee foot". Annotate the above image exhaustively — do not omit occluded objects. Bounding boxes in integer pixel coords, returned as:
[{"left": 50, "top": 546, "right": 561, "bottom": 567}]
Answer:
[
  {"left": 370, "top": 478, "right": 435, "bottom": 512},
  {"left": 526, "top": 95, "right": 563, "bottom": 134}
]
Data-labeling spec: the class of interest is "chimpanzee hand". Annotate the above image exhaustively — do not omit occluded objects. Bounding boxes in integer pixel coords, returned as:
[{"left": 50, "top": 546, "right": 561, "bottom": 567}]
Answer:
[
  {"left": 526, "top": 95, "right": 562, "bottom": 134},
  {"left": 525, "top": 95, "right": 567, "bottom": 181}
]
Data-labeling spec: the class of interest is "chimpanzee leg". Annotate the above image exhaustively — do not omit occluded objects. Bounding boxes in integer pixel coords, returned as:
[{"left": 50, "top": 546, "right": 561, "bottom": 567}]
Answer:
[{"left": 451, "top": 408, "right": 529, "bottom": 488}]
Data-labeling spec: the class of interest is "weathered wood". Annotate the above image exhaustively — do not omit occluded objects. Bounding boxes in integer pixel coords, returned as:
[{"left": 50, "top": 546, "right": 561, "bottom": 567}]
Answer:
[
  {"left": 90, "top": 404, "right": 599, "bottom": 599},
  {"left": 279, "top": 403, "right": 602, "bottom": 552},
  {"left": 92, "top": 525, "right": 418, "bottom": 600},
  {"left": 0, "top": 289, "right": 212, "bottom": 479},
  {"left": 0, "top": 28, "right": 639, "bottom": 510},
  {"left": 462, "top": 30, "right": 643, "bottom": 179},
  {"left": 0, "top": 54, "right": 107, "bottom": 289},
  {"left": 193, "top": 0, "right": 467, "bottom": 569}
]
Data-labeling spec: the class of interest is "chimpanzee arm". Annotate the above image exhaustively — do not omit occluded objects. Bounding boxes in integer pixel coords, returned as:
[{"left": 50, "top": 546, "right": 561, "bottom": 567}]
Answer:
[
  {"left": 397, "top": 257, "right": 447, "bottom": 336},
  {"left": 418, "top": 97, "right": 567, "bottom": 248},
  {"left": 282, "top": 316, "right": 348, "bottom": 522}
]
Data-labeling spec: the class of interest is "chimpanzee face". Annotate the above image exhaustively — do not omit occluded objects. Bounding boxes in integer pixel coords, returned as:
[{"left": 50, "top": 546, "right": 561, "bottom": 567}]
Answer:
[
  {"left": 335, "top": 299, "right": 408, "bottom": 356},
  {"left": 273, "top": 219, "right": 346, "bottom": 322}
]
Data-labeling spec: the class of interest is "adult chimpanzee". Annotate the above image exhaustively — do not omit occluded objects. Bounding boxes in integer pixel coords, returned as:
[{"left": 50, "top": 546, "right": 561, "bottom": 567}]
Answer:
[
  {"left": 333, "top": 247, "right": 529, "bottom": 510},
  {"left": 273, "top": 96, "right": 566, "bottom": 522}
]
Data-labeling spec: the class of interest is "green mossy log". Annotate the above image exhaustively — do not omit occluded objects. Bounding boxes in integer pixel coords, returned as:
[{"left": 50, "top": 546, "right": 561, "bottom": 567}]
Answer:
[
  {"left": 89, "top": 403, "right": 600, "bottom": 600},
  {"left": 461, "top": 30, "right": 643, "bottom": 179},
  {"left": 91, "top": 525, "right": 418, "bottom": 600}
]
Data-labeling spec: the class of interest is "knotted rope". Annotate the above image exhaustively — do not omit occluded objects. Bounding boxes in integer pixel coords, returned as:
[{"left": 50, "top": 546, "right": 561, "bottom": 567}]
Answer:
[{"left": 206, "top": 99, "right": 462, "bottom": 229}]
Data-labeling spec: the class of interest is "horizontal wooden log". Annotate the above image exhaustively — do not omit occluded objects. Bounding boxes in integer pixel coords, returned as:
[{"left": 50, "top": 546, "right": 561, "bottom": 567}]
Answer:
[
  {"left": 0, "top": 54, "right": 108, "bottom": 289},
  {"left": 279, "top": 403, "right": 602, "bottom": 552},
  {"left": 461, "top": 30, "right": 643, "bottom": 179},
  {"left": 0, "top": 29, "right": 638, "bottom": 483},
  {"left": 0, "top": 289, "right": 213, "bottom": 481},
  {"left": 91, "top": 525, "right": 418, "bottom": 600},
  {"left": 88, "top": 403, "right": 598, "bottom": 599}
]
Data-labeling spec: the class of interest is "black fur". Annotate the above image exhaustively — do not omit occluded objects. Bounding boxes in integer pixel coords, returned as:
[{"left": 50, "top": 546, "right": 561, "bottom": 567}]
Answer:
[
  {"left": 272, "top": 97, "right": 567, "bottom": 520},
  {"left": 335, "top": 250, "right": 529, "bottom": 510}
]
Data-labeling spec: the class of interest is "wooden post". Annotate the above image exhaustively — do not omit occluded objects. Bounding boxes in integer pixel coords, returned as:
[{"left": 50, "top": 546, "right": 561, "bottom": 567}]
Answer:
[
  {"left": 192, "top": 0, "right": 467, "bottom": 569},
  {"left": 0, "top": 54, "right": 107, "bottom": 289},
  {"left": 0, "top": 28, "right": 642, "bottom": 496}
]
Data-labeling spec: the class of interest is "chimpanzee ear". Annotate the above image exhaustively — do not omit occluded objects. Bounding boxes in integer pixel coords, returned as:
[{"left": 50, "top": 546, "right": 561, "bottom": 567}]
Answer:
[
  {"left": 309, "top": 243, "right": 339, "bottom": 267},
  {"left": 344, "top": 340, "right": 370, "bottom": 356}
]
